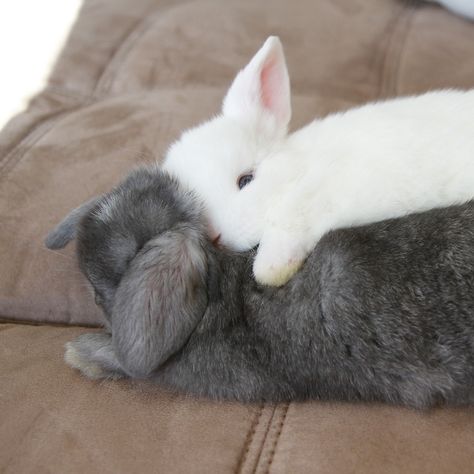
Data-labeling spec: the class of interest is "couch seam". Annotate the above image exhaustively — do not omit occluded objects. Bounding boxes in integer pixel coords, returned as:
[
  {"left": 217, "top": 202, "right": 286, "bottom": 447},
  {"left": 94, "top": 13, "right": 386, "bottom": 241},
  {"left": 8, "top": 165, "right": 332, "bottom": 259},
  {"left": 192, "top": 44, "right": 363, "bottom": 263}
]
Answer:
[
  {"left": 92, "top": 7, "right": 162, "bottom": 97},
  {"left": 0, "top": 102, "right": 85, "bottom": 179},
  {"left": 263, "top": 403, "right": 290, "bottom": 474},
  {"left": 377, "top": 3, "right": 405, "bottom": 98},
  {"left": 0, "top": 318, "right": 100, "bottom": 329},
  {"left": 93, "top": 2, "right": 202, "bottom": 97},
  {"left": 44, "top": 84, "right": 99, "bottom": 103},
  {"left": 251, "top": 406, "right": 278, "bottom": 474},
  {"left": 378, "top": 1, "right": 417, "bottom": 99},
  {"left": 392, "top": 3, "right": 416, "bottom": 96},
  {"left": 234, "top": 403, "right": 265, "bottom": 474}
]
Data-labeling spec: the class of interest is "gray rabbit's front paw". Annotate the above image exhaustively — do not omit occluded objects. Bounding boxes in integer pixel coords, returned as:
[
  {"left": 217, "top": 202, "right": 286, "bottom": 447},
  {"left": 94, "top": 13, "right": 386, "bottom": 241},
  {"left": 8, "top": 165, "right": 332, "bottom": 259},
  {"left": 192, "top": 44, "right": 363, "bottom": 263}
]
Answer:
[
  {"left": 65, "top": 341, "right": 108, "bottom": 379},
  {"left": 64, "top": 332, "right": 124, "bottom": 380}
]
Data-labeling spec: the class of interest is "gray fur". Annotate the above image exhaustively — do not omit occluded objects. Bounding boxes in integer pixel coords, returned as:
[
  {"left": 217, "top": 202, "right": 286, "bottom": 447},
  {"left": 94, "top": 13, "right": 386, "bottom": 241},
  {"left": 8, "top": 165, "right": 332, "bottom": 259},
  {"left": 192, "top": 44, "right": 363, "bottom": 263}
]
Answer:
[
  {"left": 45, "top": 197, "right": 100, "bottom": 249},
  {"left": 46, "top": 167, "right": 474, "bottom": 408}
]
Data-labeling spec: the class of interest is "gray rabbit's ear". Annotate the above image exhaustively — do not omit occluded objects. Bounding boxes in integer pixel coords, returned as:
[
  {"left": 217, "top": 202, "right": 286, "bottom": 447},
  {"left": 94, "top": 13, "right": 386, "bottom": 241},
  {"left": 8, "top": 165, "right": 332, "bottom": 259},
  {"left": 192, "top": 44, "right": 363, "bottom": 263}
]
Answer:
[
  {"left": 111, "top": 225, "right": 209, "bottom": 378},
  {"left": 45, "top": 197, "right": 100, "bottom": 249}
]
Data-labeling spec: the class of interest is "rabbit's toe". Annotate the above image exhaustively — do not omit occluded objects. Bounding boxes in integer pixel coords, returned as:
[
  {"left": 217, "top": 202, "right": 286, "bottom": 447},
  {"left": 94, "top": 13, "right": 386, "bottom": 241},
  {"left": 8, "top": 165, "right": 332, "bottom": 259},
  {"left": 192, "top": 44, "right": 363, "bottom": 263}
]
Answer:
[
  {"left": 65, "top": 341, "right": 109, "bottom": 380},
  {"left": 253, "top": 254, "right": 303, "bottom": 286},
  {"left": 254, "top": 228, "right": 309, "bottom": 286}
]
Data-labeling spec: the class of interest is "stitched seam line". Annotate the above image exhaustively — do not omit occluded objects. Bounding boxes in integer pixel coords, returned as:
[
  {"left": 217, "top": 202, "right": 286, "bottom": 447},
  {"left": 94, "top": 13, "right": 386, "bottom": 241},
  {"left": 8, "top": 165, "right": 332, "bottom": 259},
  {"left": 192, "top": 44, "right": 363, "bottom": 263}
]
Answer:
[
  {"left": 263, "top": 403, "right": 290, "bottom": 474},
  {"left": 0, "top": 318, "right": 100, "bottom": 329},
  {"left": 251, "top": 406, "right": 278, "bottom": 474},
  {"left": 235, "top": 404, "right": 265, "bottom": 474}
]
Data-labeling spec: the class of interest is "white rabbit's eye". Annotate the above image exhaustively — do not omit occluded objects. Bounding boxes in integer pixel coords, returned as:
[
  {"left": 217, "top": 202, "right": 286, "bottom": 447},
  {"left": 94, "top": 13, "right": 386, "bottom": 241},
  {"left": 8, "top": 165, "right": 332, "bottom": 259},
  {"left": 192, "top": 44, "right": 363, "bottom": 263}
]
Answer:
[{"left": 237, "top": 173, "right": 254, "bottom": 190}]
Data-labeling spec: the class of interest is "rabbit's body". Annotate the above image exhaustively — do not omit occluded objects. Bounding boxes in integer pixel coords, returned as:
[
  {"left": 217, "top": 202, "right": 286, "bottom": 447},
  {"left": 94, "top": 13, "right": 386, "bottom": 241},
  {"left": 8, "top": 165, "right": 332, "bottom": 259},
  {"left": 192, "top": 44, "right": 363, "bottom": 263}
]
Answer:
[
  {"left": 150, "top": 211, "right": 474, "bottom": 407},
  {"left": 164, "top": 37, "right": 474, "bottom": 286},
  {"left": 46, "top": 167, "right": 474, "bottom": 408}
]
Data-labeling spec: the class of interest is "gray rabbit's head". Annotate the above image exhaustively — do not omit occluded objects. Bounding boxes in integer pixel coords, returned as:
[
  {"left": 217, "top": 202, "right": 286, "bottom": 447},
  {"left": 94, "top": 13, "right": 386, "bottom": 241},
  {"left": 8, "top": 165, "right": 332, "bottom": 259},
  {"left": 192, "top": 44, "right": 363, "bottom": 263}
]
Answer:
[{"left": 46, "top": 167, "right": 213, "bottom": 376}]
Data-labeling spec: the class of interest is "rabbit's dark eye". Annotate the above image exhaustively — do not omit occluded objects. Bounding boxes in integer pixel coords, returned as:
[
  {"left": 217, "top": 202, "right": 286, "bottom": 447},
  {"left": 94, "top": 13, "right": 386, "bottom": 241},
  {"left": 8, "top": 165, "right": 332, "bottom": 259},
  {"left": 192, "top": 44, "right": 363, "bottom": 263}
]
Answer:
[{"left": 237, "top": 173, "right": 254, "bottom": 189}]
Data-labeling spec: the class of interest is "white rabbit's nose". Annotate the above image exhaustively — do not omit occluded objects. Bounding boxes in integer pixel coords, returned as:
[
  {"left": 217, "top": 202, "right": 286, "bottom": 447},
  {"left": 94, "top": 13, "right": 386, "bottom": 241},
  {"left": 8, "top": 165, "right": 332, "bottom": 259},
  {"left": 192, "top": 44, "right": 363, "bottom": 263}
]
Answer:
[
  {"left": 207, "top": 222, "right": 220, "bottom": 243},
  {"left": 212, "top": 234, "right": 222, "bottom": 248}
]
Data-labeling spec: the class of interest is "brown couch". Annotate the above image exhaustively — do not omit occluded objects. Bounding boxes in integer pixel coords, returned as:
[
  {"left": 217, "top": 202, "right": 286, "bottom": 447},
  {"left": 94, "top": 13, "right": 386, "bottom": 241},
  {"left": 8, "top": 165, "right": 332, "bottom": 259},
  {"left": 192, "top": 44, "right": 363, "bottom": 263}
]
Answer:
[{"left": 1, "top": 1, "right": 473, "bottom": 472}]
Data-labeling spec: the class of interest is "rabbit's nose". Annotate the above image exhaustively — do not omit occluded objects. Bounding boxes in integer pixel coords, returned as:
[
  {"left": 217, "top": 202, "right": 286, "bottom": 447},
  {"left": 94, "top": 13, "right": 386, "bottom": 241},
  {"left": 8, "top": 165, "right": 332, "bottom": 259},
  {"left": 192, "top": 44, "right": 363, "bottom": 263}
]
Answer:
[
  {"left": 208, "top": 222, "right": 220, "bottom": 245},
  {"left": 212, "top": 234, "right": 222, "bottom": 247}
]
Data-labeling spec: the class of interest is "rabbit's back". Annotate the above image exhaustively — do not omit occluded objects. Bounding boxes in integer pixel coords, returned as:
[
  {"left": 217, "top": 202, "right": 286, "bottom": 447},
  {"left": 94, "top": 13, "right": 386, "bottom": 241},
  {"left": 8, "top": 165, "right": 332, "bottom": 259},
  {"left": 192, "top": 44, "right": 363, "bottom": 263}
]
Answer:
[
  {"left": 244, "top": 202, "right": 474, "bottom": 406},
  {"left": 57, "top": 167, "right": 474, "bottom": 407}
]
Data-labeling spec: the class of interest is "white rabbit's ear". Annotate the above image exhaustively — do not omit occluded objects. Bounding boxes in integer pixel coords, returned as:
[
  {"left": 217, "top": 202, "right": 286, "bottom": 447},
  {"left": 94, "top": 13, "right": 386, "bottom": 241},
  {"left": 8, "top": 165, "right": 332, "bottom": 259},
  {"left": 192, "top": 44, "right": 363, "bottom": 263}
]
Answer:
[
  {"left": 45, "top": 197, "right": 100, "bottom": 249},
  {"left": 222, "top": 36, "right": 291, "bottom": 130}
]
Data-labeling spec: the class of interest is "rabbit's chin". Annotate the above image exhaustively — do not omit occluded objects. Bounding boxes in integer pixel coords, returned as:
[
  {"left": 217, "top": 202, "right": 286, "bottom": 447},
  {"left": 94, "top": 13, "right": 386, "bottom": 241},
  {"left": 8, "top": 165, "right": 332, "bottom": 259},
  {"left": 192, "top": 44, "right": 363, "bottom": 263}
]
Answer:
[
  {"left": 218, "top": 234, "right": 258, "bottom": 252},
  {"left": 211, "top": 208, "right": 265, "bottom": 252}
]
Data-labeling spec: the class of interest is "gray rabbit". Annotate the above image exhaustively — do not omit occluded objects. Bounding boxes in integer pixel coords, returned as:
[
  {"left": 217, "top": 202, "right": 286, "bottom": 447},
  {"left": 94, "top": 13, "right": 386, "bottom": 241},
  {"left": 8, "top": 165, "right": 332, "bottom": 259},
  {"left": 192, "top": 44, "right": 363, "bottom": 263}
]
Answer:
[{"left": 46, "top": 166, "right": 474, "bottom": 408}]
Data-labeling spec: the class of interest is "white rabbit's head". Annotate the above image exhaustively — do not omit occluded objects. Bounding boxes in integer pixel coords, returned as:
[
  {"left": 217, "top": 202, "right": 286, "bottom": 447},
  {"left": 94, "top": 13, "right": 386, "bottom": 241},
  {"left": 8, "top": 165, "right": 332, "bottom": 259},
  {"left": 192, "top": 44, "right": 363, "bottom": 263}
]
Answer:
[{"left": 163, "top": 36, "right": 291, "bottom": 251}]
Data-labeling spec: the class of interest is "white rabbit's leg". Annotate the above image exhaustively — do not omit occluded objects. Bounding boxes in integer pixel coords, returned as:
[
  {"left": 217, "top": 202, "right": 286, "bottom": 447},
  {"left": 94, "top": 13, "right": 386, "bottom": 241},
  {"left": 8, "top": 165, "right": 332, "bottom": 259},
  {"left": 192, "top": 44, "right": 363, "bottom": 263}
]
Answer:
[
  {"left": 65, "top": 332, "right": 125, "bottom": 380},
  {"left": 253, "top": 227, "right": 312, "bottom": 286}
]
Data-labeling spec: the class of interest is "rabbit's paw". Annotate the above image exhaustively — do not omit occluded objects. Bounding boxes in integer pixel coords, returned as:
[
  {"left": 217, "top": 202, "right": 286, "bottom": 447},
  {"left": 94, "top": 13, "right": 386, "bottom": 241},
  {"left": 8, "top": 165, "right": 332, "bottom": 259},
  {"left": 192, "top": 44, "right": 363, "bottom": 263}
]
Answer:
[
  {"left": 65, "top": 342, "right": 108, "bottom": 379},
  {"left": 253, "top": 231, "right": 306, "bottom": 286},
  {"left": 64, "top": 333, "right": 123, "bottom": 380}
]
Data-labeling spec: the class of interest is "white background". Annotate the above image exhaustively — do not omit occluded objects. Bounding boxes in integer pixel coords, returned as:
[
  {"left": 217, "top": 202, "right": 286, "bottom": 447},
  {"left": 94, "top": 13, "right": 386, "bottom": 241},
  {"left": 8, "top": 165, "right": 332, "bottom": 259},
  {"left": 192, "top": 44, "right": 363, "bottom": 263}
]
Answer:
[{"left": 0, "top": 0, "right": 81, "bottom": 129}]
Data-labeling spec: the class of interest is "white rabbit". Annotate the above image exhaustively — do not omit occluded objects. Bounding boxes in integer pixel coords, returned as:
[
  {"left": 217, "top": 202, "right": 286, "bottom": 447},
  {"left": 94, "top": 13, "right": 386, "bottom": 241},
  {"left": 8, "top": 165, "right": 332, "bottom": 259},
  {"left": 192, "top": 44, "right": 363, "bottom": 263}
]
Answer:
[{"left": 163, "top": 36, "right": 474, "bottom": 286}]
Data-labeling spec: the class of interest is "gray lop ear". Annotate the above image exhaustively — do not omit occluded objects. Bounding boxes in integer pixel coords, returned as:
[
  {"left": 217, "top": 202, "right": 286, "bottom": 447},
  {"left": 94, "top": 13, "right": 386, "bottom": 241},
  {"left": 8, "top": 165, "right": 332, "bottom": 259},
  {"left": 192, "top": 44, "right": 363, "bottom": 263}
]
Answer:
[
  {"left": 111, "top": 225, "right": 209, "bottom": 378},
  {"left": 45, "top": 197, "right": 100, "bottom": 249}
]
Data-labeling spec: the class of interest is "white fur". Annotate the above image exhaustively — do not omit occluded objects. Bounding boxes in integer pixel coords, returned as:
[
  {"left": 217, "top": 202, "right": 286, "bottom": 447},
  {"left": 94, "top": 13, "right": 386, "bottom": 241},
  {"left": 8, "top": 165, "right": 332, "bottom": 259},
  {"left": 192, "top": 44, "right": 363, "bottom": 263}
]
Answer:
[
  {"left": 64, "top": 343, "right": 106, "bottom": 379},
  {"left": 429, "top": 0, "right": 474, "bottom": 20},
  {"left": 0, "top": 1, "right": 81, "bottom": 130},
  {"left": 164, "top": 37, "right": 474, "bottom": 286}
]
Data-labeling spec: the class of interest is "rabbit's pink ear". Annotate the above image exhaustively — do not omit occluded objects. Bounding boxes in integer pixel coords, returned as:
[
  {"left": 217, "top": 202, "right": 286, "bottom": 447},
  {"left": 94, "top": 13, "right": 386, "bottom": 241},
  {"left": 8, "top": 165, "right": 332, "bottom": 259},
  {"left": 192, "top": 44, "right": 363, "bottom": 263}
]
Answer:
[{"left": 222, "top": 36, "right": 291, "bottom": 130}]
